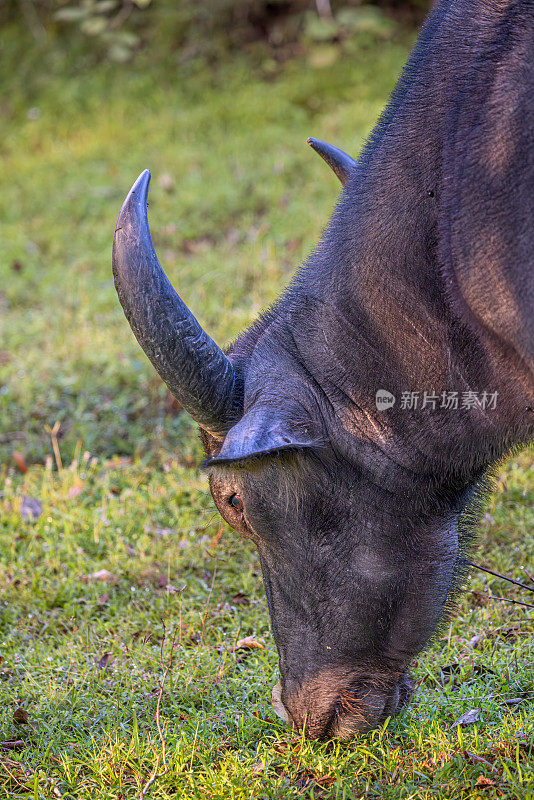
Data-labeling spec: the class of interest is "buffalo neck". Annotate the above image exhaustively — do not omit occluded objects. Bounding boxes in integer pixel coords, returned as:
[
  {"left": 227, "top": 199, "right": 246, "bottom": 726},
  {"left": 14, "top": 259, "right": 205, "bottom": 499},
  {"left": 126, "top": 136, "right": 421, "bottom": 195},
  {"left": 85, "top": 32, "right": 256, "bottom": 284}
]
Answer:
[
  {"left": 282, "top": 173, "right": 532, "bottom": 495},
  {"left": 282, "top": 0, "right": 534, "bottom": 494},
  {"left": 235, "top": 0, "right": 534, "bottom": 497}
]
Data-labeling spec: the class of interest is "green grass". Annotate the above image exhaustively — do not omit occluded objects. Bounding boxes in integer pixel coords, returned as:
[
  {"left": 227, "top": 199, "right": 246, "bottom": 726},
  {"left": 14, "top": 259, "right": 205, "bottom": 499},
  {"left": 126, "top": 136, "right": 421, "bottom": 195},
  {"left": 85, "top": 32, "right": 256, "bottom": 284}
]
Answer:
[{"left": 1, "top": 21, "right": 533, "bottom": 800}]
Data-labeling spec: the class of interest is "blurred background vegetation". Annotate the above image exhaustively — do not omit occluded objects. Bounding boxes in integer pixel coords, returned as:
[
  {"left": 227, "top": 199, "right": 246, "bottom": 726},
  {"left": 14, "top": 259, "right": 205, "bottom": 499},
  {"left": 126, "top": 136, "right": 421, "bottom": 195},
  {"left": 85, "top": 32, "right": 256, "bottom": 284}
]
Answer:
[
  {"left": 1, "top": 0, "right": 424, "bottom": 466},
  {"left": 2, "top": 0, "right": 430, "bottom": 63}
]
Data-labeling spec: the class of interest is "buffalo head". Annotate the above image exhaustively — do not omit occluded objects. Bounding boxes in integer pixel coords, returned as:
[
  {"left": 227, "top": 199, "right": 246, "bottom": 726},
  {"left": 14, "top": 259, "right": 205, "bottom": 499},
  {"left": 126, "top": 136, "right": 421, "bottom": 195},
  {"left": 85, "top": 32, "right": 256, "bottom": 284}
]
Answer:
[{"left": 112, "top": 168, "right": 473, "bottom": 740}]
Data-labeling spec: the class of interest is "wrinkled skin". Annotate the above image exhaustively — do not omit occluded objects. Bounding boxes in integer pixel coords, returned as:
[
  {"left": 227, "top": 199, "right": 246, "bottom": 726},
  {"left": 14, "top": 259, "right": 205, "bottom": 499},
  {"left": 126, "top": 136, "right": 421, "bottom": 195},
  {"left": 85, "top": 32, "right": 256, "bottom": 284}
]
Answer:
[
  {"left": 198, "top": 323, "right": 492, "bottom": 738},
  {"left": 113, "top": 0, "right": 534, "bottom": 740},
  {"left": 206, "top": 442, "right": 464, "bottom": 739}
]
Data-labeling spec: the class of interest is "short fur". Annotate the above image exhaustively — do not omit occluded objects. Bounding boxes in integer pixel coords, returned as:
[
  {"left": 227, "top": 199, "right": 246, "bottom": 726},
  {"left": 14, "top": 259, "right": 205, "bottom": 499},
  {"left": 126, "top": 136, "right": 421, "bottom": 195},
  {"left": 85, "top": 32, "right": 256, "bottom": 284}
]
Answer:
[
  {"left": 202, "top": 0, "right": 534, "bottom": 738},
  {"left": 116, "top": 0, "right": 534, "bottom": 740}
]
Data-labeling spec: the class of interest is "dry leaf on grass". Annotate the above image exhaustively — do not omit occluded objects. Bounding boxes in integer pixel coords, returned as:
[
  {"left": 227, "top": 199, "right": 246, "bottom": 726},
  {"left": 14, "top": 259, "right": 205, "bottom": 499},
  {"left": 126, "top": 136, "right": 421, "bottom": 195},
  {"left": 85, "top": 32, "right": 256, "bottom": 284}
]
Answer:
[
  {"left": 463, "top": 750, "right": 496, "bottom": 771},
  {"left": 20, "top": 496, "right": 42, "bottom": 521},
  {"left": 229, "top": 636, "right": 264, "bottom": 652},
  {"left": 0, "top": 740, "right": 24, "bottom": 751},
  {"left": 67, "top": 483, "right": 83, "bottom": 499},
  {"left": 97, "top": 653, "right": 114, "bottom": 671},
  {"left": 441, "top": 661, "right": 495, "bottom": 688},
  {"left": 440, "top": 662, "right": 462, "bottom": 686},
  {"left": 296, "top": 770, "right": 336, "bottom": 791},
  {"left": 230, "top": 592, "right": 250, "bottom": 606},
  {"left": 475, "top": 775, "right": 496, "bottom": 787},
  {"left": 452, "top": 708, "right": 482, "bottom": 727},
  {"left": 272, "top": 737, "right": 302, "bottom": 754},
  {"left": 12, "top": 452, "right": 28, "bottom": 474},
  {"left": 500, "top": 697, "right": 524, "bottom": 707},
  {"left": 209, "top": 527, "right": 224, "bottom": 550},
  {"left": 85, "top": 569, "right": 118, "bottom": 584},
  {"left": 12, "top": 708, "right": 29, "bottom": 725},
  {"left": 0, "top": 753, "right": 29, "bottom": 792}
]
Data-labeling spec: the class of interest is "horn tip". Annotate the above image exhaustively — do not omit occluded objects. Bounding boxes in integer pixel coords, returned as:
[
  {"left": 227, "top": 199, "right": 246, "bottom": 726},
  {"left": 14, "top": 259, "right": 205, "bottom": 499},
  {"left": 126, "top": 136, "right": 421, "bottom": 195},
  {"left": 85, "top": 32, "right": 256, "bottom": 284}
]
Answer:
[
  {"left": 116, "top": 169, "right": 152, "bottom": 230},
  {"left": 129, "top": 168, "right": 151, "bottom": 204},
  {"left": 307, "top": 137, "right": 330, "bottom": 160}
]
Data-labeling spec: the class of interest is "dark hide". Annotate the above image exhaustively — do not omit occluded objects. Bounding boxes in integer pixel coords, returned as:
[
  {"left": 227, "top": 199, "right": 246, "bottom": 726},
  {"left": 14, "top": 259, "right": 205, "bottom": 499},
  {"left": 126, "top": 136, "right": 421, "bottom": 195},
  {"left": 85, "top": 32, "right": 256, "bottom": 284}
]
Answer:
[
  {"left": 205, "top": 0, "right": 534, "bottom": 738},
  {"left": 114, "top": 0, "right": 534, "bottom": 739}
]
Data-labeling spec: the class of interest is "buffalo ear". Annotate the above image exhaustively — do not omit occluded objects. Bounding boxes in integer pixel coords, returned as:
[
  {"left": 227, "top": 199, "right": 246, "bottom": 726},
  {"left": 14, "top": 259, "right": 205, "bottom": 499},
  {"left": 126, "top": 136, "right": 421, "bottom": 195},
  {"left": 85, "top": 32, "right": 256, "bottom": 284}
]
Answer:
[{"left": 204, "top": 405, "right": 318, "bottom": 466}]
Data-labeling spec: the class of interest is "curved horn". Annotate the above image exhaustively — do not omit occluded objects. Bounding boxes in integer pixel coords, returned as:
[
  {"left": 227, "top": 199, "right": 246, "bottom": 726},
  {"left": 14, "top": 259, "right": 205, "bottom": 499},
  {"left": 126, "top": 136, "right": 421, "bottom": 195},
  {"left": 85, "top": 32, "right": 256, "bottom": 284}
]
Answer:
[
  {"left": 112, "top": 170, "right": 241, "bottom": 437},
  {"left": 307, "top": 137, "right": 357, "bottom": 186}
]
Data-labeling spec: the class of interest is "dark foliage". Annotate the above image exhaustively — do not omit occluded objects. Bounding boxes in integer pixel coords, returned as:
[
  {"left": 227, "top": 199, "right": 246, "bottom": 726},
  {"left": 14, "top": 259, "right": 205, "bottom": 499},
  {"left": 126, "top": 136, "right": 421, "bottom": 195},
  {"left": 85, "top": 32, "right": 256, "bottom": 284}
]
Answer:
[{"left": 3, "top": 0, "right": 430, "bottom": 62}]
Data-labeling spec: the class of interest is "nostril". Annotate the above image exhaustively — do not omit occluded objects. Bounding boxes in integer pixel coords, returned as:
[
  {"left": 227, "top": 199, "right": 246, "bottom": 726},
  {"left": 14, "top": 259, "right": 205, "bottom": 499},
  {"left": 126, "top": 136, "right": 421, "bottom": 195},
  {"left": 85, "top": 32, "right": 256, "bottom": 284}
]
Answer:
[
  {"left": 277, "top": 689, "right": 336, "bottom": 740},
  {"left": 330, "top": 690, "right": 388, "bottom": 739}
]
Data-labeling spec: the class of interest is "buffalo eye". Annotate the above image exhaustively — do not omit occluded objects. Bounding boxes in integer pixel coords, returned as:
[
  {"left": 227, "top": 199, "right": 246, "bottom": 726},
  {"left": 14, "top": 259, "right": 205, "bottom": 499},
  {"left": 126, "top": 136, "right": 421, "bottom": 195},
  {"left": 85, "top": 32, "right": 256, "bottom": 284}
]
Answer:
[{"left": 229, "top": 493, "right": 244, "bottom": 512}]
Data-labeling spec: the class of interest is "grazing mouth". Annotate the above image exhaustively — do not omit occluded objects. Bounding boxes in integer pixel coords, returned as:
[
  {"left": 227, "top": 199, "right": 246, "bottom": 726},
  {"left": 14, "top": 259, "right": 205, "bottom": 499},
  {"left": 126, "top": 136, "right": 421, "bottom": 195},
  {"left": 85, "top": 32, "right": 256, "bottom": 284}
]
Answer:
[
  {"left": 272, "top": 670, "right": 415, "bottom": 740},
  {"left": 328, "top": 671, "right": 415, "bottom": 740}
]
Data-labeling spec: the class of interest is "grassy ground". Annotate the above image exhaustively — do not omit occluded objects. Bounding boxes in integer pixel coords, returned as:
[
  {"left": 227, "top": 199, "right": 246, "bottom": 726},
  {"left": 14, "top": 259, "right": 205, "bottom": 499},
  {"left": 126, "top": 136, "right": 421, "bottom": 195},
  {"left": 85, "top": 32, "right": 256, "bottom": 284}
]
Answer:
[{"left": 0, "top": 20, "right": 533, "bottom": 800}]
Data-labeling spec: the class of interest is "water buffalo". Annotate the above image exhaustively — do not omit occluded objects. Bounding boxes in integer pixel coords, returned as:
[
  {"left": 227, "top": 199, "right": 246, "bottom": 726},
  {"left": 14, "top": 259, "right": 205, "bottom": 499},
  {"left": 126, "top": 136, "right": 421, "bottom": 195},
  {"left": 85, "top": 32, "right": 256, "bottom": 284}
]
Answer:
[{"left": 113, "top": 0, "right": 534, "bottom": 740}]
